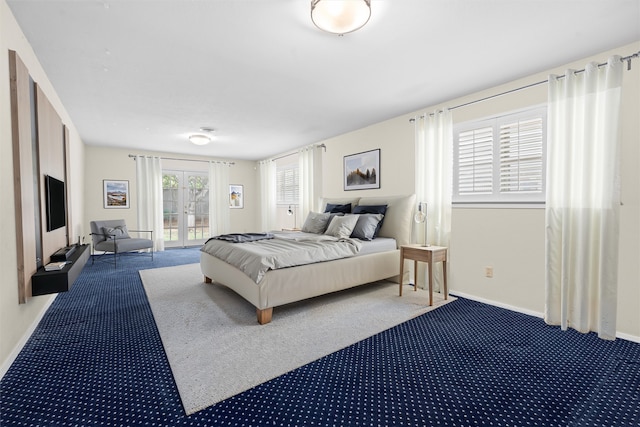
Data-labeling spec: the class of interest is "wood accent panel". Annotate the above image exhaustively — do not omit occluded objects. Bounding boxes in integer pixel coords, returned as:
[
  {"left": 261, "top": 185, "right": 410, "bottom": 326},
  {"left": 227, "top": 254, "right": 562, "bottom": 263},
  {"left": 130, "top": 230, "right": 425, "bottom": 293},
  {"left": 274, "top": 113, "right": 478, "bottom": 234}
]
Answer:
[
  {"left": 9, "top": 50, "right": 70, "bottom": 303},
  {"left": 35, "top": 84, "right": 67, "bottom": 264},
  {"left": 9, "top": 51, "right": 37, "bottom": 304},
  {"left": 64, "top": 125, "right": 72, "bottom": 246}
]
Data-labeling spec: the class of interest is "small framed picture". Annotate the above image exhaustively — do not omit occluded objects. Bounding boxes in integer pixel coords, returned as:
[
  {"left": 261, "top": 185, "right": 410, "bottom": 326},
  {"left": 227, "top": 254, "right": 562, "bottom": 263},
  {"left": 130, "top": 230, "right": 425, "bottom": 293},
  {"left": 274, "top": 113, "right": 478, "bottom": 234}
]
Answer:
[
  {"left": 229, "top": 184, "right": 244, "bottom": 209},
  {"left": 103, "top": 180, "right": 130, "bottom": 209},
  {"left": 344, "top": 149, "right": 380, "bottom": 191}
]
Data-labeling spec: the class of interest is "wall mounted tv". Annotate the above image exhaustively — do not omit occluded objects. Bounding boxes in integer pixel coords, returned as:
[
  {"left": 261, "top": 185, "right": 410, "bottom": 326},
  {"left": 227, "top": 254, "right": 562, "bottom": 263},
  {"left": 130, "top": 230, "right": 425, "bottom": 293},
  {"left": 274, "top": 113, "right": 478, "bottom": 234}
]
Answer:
[{"left": 45, "top": 174, "right": 66, "bottom": 232}]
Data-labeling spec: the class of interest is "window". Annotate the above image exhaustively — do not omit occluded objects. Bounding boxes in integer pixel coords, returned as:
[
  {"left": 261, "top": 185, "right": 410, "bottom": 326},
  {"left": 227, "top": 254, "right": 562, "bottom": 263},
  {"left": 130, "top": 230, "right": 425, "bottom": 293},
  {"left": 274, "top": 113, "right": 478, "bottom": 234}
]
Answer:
[
  {"left": 453, "top": 107, "right": 546, "bottom": 204},
  {"left": 276, "top": 161, "right": 299, "bottom": 205}
]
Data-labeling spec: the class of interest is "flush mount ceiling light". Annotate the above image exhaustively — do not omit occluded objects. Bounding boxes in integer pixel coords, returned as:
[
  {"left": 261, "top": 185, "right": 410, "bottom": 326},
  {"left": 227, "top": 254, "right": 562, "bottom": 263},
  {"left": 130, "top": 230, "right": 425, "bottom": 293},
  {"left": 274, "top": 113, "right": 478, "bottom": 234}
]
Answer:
[
  {"left": 188, "top": 134, "right": 212, "bottom": 146},
  {"left": 188, "top": 127, "right": 215, "bottom": 146},
  {"left": 311, "top": 0, "right": 371, "bottom": 35}
]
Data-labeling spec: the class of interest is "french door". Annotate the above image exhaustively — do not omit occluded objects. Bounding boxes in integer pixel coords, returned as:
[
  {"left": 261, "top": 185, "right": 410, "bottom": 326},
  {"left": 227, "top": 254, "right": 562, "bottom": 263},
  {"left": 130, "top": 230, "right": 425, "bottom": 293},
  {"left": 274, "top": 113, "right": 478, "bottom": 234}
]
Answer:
[{"left": 162, "top": 170, "right": 209, "bottom": 248}]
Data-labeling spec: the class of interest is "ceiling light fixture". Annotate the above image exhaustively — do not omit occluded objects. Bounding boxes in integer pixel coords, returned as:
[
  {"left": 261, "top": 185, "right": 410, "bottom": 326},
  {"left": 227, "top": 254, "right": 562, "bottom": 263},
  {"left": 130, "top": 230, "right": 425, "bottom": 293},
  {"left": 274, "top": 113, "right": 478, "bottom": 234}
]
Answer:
[
  {"left": 188, "top": 134, "right": 212, "bottom": 146},
  {"left": 188, "top": 127, "right": 215, "bottom": 146},
  {"left": 311, "top": 0, "right": 371, "bottom": 35}
]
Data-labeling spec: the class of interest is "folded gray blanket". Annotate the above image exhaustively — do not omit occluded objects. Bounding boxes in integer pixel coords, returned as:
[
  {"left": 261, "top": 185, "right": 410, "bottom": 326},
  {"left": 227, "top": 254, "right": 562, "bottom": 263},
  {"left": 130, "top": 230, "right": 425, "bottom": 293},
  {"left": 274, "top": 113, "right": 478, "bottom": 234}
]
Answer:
[{"left": 207, "top": 232, "right": 274, "bottom": 243}]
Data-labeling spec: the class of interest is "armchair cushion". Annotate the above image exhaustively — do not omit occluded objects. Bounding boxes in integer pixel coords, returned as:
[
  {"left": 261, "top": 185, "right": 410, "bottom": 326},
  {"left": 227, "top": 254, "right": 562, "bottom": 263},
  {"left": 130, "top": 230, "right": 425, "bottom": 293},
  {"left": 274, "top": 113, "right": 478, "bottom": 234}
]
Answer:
[
  {"left": 94, "top": 237, "right": 153, "bottom": 253},
  {"left": 91, "top": 219, "right": 128, "bottom": 245},
  {"left": 102, "top": 225, "right": 130, "bottom": 239}
]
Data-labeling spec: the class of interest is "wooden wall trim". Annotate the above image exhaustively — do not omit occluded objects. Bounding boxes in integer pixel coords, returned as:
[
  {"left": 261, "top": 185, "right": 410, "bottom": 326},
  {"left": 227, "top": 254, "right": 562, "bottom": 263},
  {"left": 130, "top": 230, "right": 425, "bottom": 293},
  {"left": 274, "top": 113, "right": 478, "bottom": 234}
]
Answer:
[
  {"left": 9, "top": 50, "right": 37, "bottom": 304},
  {"left": 64, "top": 125, "right": 72, "bottom": 246}
]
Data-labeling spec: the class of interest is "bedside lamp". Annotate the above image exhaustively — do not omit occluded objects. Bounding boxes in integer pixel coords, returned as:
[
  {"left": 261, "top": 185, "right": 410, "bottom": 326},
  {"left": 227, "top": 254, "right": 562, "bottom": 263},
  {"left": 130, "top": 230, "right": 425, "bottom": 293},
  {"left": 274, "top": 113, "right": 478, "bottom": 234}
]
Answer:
[
  {"left": 287, "top": 205, "right": 296, "bottom": 229},
  {"left": 414, "top": 202, "right": 428, "bottom": 246}
]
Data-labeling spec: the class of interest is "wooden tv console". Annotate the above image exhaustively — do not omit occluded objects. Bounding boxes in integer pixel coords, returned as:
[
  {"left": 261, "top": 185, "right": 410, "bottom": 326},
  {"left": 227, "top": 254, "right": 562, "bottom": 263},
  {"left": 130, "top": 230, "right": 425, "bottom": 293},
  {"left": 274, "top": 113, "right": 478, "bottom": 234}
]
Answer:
[{"left": 31, "top": 244, "right": 90, "bottom": 296}]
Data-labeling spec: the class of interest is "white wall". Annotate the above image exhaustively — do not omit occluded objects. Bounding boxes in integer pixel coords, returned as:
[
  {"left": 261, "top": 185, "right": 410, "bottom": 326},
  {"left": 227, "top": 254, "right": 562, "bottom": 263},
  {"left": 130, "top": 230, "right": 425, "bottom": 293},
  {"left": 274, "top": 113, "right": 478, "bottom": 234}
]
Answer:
[
  {"left": 1, "top": 0, "right": 85, "bottom": 370},
  {"left": 83, "top": 145, "right": 258, "bottom": 240},
  {"left": 322, "top": 116, "right": 416, "bottom": 199},
  {"left": 317, "top": 41, "right": 640, "bottom": 340}
]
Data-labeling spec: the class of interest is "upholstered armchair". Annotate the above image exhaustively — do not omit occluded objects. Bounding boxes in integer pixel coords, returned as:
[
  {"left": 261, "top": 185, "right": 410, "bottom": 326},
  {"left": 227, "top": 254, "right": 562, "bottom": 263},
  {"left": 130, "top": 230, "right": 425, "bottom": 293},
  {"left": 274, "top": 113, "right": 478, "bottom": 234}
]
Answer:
[{"left": 89, "top": 219, "right": 153, "bottom": 267}]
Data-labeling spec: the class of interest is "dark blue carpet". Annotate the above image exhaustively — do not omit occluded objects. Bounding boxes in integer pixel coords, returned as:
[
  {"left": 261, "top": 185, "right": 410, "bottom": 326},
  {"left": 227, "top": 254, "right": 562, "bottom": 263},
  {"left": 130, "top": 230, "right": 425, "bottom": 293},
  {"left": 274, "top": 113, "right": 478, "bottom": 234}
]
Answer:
[{"left": 1, "top": 248, "right": 639, "bottom": 426}]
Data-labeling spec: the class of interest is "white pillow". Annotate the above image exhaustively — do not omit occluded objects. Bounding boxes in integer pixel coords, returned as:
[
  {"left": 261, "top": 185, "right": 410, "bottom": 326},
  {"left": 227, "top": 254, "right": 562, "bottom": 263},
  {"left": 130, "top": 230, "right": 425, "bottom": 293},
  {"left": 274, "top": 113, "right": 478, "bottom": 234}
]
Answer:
[
  {"left": 324, "top": 215, "right": 359, "bottom": 239},
  {"left": 301, "top": 212, "right": 331, "bottom": 234}
]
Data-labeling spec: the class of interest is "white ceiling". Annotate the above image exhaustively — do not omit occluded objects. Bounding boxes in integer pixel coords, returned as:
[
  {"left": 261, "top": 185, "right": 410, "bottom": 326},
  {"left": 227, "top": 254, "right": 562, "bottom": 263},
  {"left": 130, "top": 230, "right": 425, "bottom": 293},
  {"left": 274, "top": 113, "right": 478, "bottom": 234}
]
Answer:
[{"left": 7, "top": 0, "right": 640, "bottom": 161}]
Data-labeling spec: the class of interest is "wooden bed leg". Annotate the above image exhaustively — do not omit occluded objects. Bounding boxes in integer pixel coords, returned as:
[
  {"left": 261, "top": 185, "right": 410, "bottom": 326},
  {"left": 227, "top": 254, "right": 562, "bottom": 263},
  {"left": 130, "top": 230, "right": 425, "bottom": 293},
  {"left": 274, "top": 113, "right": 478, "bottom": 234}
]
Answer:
[
  {"left": 256, "top": 307, "right": 273, "bottom": 325},
  {"left": 204, "top": 276, "right": 212, "bottom": 284}
]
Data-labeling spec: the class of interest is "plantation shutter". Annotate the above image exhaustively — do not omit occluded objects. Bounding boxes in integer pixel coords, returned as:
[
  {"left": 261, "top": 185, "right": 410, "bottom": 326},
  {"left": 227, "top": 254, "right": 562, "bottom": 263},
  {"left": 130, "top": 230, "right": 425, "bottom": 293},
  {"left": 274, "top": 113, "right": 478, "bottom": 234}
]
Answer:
[
  {"left": 457, "top": 126, "right": 494, "bottom": 195},
  {"left": 276, "top": 164, "right": 299, "bottom": 205},
  {"left": 499, "top": 117, "right": 544, "bottom": 195}
]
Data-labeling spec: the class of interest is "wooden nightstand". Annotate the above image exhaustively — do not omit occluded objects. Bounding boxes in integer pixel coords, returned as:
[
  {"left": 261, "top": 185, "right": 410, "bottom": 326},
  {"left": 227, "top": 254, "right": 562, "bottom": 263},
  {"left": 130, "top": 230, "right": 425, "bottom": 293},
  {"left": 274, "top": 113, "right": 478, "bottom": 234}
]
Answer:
[{"left": 399, "top": 244, "right": 448, "bottom": 306}]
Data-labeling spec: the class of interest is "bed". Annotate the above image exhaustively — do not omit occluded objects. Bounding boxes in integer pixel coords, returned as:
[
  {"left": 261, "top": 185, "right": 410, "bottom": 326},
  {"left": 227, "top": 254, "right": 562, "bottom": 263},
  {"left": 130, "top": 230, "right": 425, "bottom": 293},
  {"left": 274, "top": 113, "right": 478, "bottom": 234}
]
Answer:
[{"left": 200, "top": 194, "right": 416, "bottom": 324}]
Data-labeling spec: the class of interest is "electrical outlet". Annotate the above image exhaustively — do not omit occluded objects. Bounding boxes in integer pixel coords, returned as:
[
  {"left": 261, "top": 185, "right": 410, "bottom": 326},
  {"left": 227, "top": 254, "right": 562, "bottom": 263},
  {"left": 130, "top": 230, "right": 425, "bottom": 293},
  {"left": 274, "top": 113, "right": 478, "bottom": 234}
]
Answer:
[{"left": 485, "top": 266, "right": 494, "bottom": 278}]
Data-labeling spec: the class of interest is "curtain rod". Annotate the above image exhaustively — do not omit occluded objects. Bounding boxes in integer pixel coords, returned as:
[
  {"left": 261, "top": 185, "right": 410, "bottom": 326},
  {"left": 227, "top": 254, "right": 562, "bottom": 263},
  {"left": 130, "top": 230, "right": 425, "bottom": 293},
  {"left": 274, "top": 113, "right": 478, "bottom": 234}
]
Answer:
[
  {"left": 410, "top": 50, "right": 640, "bottom": 122},
  {"left": 128, "top": 154, "right": 235, "bottom": 165},
  {"left": 270, "top": 143, "right": 327, "bottom": 162}
]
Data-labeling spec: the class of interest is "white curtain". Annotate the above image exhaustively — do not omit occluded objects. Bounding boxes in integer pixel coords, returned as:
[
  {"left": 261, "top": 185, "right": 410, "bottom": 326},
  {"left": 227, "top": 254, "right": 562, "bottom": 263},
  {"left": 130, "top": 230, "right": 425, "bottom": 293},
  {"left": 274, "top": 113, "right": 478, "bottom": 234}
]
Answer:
[
  {"left": 415, "top": 110, "right": 453, "bottom": 246},
  {"left": 545, "top": 56, "right": 624, "bottom": 340},
  {"left": 135, "top": 155, "right": 164, "bottom": 251},
  {"left": 208, "top": 161, "right": 230, "bottom": 237},
  {"left": 414, "top": 109, "right": 453, "bottom": 288},
  {"left": 258, "top": 159, "right": 277, "bottom": 231},
  {"left": 299, "top": 144, "right": 323, "bottom": 219}
]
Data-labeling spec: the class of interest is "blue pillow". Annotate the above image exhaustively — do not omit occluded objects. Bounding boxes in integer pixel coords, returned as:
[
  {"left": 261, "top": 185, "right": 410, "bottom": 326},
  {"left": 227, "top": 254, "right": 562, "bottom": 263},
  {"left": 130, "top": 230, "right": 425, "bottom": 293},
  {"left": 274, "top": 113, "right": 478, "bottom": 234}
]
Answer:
[
  {"left": 350, "top": 213, "right": 384, "bottom": 241},
  {"left": 324, "top": 203, "right": 352, "bottom": 214},
  {"left": 352, "top": 205, "right": 388, "bottom": 237},
  {"left": 352, "top": 204, "right": 387, "bottom": 215}
]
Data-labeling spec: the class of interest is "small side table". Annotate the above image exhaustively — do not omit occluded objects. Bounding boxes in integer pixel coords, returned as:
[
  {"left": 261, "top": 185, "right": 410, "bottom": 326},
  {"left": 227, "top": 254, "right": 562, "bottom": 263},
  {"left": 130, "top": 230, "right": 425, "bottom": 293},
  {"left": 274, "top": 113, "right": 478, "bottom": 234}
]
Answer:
[{"left": 399, "top": 244, "right": 448, "bottom": 306}]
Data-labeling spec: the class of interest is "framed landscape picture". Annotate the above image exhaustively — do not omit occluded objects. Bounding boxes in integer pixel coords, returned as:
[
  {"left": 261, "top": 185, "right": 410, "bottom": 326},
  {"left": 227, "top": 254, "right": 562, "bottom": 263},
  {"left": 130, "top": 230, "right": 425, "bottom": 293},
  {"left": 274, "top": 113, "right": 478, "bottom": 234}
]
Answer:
[
  {"left": 103, "top": 180, "right": 129, "bottom": 209},
  {"left": 344, "top": 149, "right": 380, "bottom": 191},
  {"left": 229, "top": 184, "right": 244, "bottom": 208}
]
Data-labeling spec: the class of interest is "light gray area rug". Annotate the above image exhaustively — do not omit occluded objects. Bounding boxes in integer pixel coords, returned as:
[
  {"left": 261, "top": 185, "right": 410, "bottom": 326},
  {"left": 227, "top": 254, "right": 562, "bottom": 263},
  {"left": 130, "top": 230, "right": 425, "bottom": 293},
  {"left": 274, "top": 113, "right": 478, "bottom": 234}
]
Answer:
[{"left": 140, "top": 263, "right": 453, "bottom": 415}]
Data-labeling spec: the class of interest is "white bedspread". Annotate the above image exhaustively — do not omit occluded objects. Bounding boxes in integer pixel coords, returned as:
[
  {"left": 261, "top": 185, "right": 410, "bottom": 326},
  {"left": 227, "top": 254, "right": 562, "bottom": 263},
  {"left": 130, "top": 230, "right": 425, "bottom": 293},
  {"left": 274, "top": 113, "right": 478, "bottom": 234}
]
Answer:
[{"left": 201, "top": 231, "right": 362, "bottom": 284}]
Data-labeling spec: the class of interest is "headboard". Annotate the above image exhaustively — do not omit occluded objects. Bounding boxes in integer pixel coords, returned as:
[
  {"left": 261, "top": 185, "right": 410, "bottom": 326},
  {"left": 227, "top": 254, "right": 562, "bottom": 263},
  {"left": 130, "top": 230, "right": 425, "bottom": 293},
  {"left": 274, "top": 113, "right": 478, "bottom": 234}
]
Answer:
[{"left": 320, "top": 194, "right": 416, "bottom": 247}]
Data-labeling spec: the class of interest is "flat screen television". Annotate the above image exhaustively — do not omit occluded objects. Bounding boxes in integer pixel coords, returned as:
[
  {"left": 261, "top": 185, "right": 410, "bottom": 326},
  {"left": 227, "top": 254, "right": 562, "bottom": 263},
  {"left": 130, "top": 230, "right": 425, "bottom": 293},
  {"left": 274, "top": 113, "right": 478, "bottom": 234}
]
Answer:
[{"left": 45, "top": 175, "right": 66, "bottom": 232}]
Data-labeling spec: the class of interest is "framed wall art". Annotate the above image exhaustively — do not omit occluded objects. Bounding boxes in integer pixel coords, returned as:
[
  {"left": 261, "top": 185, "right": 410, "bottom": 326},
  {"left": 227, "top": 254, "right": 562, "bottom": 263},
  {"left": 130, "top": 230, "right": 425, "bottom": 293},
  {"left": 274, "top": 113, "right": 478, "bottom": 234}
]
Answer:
[
  {"left": 103, "top": 180, "right": 130, "bottom": 209},
  {"left": 344, "top": 149, "right": 380, "bottom": 191},
  {"left": 229, "top": 184, "right": 244, "bottom": 208}
]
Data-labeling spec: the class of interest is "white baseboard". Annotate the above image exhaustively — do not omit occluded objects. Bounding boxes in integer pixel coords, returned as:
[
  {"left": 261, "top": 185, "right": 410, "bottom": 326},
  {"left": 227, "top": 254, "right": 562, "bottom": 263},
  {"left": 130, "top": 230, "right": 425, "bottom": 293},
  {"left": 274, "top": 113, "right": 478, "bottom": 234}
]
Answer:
[
  {"left": 0, "top": 295, "right": 57, "bottom": 380},
  {"left": 451, "top": 291, "right": 640, "bottom": 344},
  {"left": 617, "top": 331, "right": 640, "bottom": 343},
  {"left": 451, "top": 291, "right": 544, "bottom": 318}
]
